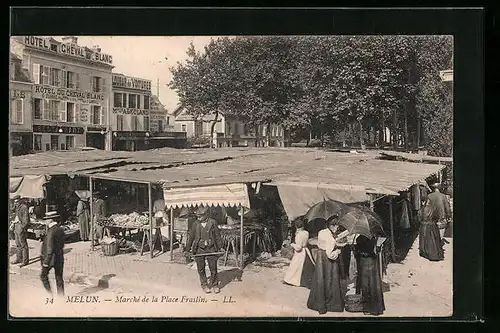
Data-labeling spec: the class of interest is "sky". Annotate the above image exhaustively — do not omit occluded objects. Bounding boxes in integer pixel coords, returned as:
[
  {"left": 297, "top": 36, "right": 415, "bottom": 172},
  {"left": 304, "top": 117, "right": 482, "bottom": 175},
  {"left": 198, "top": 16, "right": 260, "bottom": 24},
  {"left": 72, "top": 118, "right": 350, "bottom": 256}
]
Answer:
[{"left": 62, "top": 36, "right": 216, "bottom": 112}]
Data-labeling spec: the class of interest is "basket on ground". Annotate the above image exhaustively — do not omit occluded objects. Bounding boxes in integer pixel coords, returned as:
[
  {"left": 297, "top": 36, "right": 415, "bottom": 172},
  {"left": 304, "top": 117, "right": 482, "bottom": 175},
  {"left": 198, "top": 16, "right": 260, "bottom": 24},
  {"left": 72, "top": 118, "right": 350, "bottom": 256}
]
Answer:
[
  {"left": 345, "top": 294, "right": 364, "bottom": 312},
  {"left": 101, "top": 241, "right": 120, "bottom": 256}
]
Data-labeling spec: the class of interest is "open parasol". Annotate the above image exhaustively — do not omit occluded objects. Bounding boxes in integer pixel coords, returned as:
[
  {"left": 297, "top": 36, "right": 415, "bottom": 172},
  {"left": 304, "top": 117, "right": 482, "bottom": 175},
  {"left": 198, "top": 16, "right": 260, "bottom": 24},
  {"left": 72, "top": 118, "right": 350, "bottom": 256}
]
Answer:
[
  {"left": 304, "top": 199, "right": 347, "bottom": 223},
  {"left": 337, "top": 205, "right": 385, "bottom": 239}
]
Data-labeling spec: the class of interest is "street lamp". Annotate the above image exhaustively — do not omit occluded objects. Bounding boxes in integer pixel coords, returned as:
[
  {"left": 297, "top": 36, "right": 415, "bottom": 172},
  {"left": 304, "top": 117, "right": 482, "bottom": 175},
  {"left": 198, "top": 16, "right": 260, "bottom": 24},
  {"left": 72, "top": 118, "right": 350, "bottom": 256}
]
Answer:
[{"left": 58, "top": 128, "right": 63, "bottom": 133}]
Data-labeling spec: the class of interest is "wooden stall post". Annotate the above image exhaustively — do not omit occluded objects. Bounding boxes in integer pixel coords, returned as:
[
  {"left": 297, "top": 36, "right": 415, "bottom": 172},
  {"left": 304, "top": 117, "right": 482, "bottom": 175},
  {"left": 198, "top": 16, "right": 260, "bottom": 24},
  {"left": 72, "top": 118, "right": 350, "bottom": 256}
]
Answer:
[
  {"left": 90, "top": 176, "right": 94, "bottom": 251},
  {"left": 240, "top": 205, "right": 244, "bottom": 270},
  {"left": 388, "top": 197, "right": 396, "bottom": 262},
  {"left": 148, "top": 182, "right": 153, "bottom": 259},
  {"left": 170, "top": 207, "right": 174, "bottom": 261}
]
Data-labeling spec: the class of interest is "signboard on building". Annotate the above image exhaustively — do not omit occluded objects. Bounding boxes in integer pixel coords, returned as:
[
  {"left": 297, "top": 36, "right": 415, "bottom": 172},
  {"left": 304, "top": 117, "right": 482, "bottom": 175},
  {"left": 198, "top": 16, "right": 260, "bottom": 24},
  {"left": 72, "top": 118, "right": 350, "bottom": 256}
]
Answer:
[
  {"left": 33, "top": 125, "right": 85, "bottom": 134},
  {"left": 33, "top": 85, "right": 105, "bottom": 104},
  {"left": 22, "top": 36, "right": 113, "bottom": 65},
  {"left": 112, "top": 74, "right": 152, "bottom": 92},
  {"left": 79, "top": 104, "right": 90, "bottom": 123},
  {"left": 10, "top": 90, "right": 27, "bottom": 99},
  {"left": 112, "top": 107, "right": 150, "bottom": 116}
]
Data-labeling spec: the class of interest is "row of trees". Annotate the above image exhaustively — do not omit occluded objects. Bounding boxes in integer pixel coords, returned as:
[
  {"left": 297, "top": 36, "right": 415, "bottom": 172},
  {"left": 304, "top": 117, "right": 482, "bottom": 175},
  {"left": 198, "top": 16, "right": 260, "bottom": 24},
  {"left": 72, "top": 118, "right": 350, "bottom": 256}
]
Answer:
[{"left": 169, "top": 35, "right": 453, "bottom": 156}]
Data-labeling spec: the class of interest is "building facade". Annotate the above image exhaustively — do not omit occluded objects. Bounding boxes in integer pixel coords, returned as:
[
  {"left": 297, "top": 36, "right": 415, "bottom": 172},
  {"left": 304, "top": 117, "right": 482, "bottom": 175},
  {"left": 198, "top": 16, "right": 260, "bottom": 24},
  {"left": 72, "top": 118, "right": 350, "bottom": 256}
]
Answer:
[
  {"left": 172, "top": 105, "right": 286, "bottom": 148},
  {"left": 111, "top": 73, "right": 154, "bottom": 151},
  {"left": 11, "top": 36, "right": 114, "bottom": 152},
  {"left": 10, "top": 53, "right": 33, "bottom": 156}
]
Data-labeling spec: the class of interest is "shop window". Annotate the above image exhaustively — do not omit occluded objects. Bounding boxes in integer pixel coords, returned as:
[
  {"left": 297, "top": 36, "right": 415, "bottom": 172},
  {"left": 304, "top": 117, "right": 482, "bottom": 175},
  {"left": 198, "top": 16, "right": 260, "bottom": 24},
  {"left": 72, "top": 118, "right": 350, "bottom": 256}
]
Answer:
[
  {"left": 34, "top": 135, "right": 42, "bottom": 151},
  {"left": 114, "top": 93, "right": 125, "bottom": 107},
  {"left": 10, "top": 99, "right": 23, "bottom": 124},
  {"left": 66, "top": 102, "right": 76, "bottom": 123},
  {"left": 34, "top": 98, "right": 42, "bottom": 120},
  {"left": 158, "top": 120, "right": 163, "bottom": 132},
  {"left": 144, "top": 116, "right": 150, "bottom": 132},
  {"left": 117, "top": 115, "right": 124, "bottom": 131},
  {"left": 144, "top": 95, "right": 150, "bottom": 110},
  {"left": 128, "top": 94, "right": 137, "bottom": 109},
  {"left": 91, "top": 105, "right": 102, "bottom": 125},
  {"left": 66, "top": 136, "right": 74, "bottom": 149},
  {"left": 131, "top": 115, "right": 138, "bottom": 131},
  {"left": 50, "top": 135, "right": 59, "bottom": 151},
  {"left": 50, "top": 68, "right": 61, "bottom": 86}
]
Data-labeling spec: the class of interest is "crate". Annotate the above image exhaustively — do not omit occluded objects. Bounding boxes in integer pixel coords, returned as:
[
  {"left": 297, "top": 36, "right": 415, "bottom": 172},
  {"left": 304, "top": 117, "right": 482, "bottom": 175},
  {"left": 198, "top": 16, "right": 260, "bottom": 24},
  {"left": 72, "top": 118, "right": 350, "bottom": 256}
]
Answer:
[
  {"left": 101, "top": 241, "right": 119, "bottom": 256},
  {"left": 345, "top": 294, "right": 364, "bottom": 313}
]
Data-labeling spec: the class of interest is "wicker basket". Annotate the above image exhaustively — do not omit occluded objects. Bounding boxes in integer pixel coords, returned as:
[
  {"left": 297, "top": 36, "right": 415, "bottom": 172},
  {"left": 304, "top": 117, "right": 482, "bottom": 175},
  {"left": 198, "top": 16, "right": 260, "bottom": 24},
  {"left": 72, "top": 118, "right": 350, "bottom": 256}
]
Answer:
[
  {"left": 345, "top": 294, "right": 364, "bottom": 313},
  {"left": 101, "top": 241, "right": 120, "bottom": 256}
]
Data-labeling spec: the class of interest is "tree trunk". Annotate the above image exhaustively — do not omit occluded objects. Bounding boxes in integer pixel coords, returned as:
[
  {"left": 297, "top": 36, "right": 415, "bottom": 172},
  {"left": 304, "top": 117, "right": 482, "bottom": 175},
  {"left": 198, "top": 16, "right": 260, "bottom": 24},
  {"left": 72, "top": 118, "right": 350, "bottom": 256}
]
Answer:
[
  {"left": 350, "top": 123, "right": 355, "bottom": 147},
  {"left": 380, "top": 117, "right": 385, "bottom": 148},
  {"left": 267, "top": 122, "right": 271, "bottom": 147},
  {"left": 358, "top": 119, "right": 364, "bottom": 147},
  {"left": 416, "top": 115, "right": 421, "bottom": 149},
  {"left": 210, "top": 111, "right": 219, "bottom": 149},
  {"left": 392, "top": 109, "right": 398, "bottom": 150},
  {"left": 404, "top": 107, "right": 408, "bottom": 151}
]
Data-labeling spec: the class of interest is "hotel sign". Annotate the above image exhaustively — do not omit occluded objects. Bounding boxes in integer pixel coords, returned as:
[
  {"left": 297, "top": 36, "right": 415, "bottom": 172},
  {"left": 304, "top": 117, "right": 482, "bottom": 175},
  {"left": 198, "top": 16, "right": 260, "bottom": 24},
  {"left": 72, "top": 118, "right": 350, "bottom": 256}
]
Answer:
[
  {"left": 33, "top": 85, "right": 105, "bottom": 103},
  {"left": 22, "top": 36, "right": 113, "bottom": 65},
  {"left": 112, "top": 107, "right": 149, "bottom": 116},
  {"left": 33, "top": 125, "right": 85, "bottom": 134},
  {"left": 112, "top": 75, "right": 152, "bottom": 92}
]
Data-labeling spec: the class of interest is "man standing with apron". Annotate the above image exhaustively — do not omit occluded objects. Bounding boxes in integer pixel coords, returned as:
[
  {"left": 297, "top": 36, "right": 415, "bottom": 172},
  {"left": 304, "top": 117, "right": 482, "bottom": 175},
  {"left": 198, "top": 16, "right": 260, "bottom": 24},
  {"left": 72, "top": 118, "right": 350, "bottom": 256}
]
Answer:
[
  {"left": 11, "top": 195, "right": 30, "bottom": 267},
  {"left": 185, "top": 206, "right": 223, "bottom": 294}
]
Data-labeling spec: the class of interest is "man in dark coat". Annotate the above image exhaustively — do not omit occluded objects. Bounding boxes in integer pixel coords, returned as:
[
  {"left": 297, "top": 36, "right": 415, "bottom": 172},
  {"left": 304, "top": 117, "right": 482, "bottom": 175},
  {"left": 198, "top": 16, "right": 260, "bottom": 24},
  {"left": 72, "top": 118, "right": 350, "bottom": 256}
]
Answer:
[
  {"left": 185, "top": 206, "right": 223, "bottom": 294},
  {"left": 427, "top": 183, "right": 452, "bottom": 244},
  {"left": 40, "top": 211, "right": 66, "bottom": 297},
  {"left": 11, "top": 195, "right": 30, "bottom": 267}
]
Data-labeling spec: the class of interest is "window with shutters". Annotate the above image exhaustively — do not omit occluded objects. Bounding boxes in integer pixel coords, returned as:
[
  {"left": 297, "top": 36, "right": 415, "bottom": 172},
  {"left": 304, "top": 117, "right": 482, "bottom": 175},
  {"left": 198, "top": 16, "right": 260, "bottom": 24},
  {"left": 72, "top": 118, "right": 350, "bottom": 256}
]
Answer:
[
  {"left": 128, "top": 94, "right": 138, "bottom": 108},
  {"left": 116, "top": 115, "right": 124, "bottom": 131},
  {"left": 11, "top": 99, "right": 23, "bottom": 124},
  {"left": 46, "top": 100, "right": 60, "bottom": 121},
  {"left": 66, "top": 71, "right": 78, "bottom": 89},
  {"left": 91, "top": 76, "right": 103, "bottom": 93},
  {"left": 91, "top": 105, "right": 101, "bottom": 125},
  {"left": 50, "top": 68, "right": 61, "bottom": 86},
  {"left": 34, "top": 98, "right": 43, "bottom": 120},
  {"left": 41, "top": 65, "right": 50, "bottom": 85},
  {"left": 59, "top": 101, "right": 67, "bottom": 122},
  {"left": 50, "top": 135, "right": 59, "bottom": 151},
  {"left": 114, "top": 93, "right": 125, "bottom": 107},
  {"left": 66, "top": 136, "right": 75, "bottom": 149},
  {"left": 34, "top": 135, "right": 42, "bottom": 151},
  {"left": 131, "top": 115, "right": 138, "bottom": 131},
  {"left": 144, "top": 116, "right": 150, "bottom": 132},
  {"left": 66, "top": 102, "right": 76, "bottom": 123},
  {"left": 144, "top": 95, "right": 150, "bottom": 109}
]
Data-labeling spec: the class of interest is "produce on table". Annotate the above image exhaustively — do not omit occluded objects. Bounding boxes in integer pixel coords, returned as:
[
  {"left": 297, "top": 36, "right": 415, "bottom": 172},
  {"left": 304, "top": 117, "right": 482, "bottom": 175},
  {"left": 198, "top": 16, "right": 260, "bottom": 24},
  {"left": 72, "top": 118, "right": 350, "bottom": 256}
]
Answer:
[{"left": 105, "top": 212, "right": 151, "bottom": 229}]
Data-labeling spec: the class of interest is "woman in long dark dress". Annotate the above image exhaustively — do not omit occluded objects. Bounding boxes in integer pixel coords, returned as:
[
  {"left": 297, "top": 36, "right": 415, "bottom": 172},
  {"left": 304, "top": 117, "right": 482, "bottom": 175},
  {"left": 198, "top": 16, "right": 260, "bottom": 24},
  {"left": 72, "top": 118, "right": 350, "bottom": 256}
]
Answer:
[
  {"left": 354, "top": 235, "right": 385, "bottom": 315},
  {"left": 307, "top": 219, "right": 347, "bottom": 314},
  {"left": 418, "top": 197, "right": 444, "bottom": 261},
  {"left": 76, "top": 197, "right": 90, "bottom": 241}
]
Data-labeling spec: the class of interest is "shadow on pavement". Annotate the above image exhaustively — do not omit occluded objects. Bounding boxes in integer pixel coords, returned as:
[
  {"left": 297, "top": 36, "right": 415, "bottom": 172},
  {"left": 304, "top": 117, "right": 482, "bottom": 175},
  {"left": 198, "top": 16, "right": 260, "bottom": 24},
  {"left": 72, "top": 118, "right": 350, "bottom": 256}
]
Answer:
[
  {"left": 218, "top": 268, "right": 243, "bottom": 289},
  {"left": 77, "top": 274, "right": 116, "bottom": 295}
]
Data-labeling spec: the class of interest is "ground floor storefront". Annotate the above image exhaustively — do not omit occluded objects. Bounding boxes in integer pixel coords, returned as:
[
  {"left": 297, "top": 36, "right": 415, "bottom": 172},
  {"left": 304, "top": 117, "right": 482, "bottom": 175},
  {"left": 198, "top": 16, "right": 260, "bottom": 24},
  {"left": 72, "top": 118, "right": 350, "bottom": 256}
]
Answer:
[
  {"left": 10, "top": 132, "right": 32, "bottom": 156},
  {"left": 112, "top": 131, "right": 187, "bottom": 151}
]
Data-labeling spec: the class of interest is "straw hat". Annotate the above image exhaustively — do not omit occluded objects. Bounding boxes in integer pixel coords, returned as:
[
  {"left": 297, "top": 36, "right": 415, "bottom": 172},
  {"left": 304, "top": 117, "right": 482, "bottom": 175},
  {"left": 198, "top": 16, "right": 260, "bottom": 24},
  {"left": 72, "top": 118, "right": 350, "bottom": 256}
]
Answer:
[{"left": 194, "top": 206, "right": 209, "bottom": 216}]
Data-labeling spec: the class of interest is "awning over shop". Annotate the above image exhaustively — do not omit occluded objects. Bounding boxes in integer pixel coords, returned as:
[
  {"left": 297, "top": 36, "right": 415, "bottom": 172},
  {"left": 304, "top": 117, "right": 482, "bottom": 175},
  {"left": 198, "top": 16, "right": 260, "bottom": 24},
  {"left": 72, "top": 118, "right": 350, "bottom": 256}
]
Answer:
[
  {"left": 10, "top": 175, "right": 48, "bottom": 199},
  {"left": 163, "top": 183, "right": 250, "bottom": 209},
  {"left": 273, "top": 183, "right": 369, "bottom": 221}
]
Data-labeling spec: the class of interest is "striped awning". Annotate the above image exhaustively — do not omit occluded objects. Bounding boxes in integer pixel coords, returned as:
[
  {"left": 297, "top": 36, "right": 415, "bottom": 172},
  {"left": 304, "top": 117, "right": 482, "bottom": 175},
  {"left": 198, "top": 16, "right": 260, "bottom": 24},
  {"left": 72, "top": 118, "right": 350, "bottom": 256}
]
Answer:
[{"left": 163, "top": 183, "right": 250, "bottom": 209}]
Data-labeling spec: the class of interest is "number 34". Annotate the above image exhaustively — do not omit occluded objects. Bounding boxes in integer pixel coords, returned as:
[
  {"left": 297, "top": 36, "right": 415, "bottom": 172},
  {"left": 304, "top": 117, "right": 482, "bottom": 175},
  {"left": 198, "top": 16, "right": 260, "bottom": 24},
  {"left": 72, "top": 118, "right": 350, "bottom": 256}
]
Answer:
[{"left": 45, "top": 298, "right": 53, "bottom": 305}]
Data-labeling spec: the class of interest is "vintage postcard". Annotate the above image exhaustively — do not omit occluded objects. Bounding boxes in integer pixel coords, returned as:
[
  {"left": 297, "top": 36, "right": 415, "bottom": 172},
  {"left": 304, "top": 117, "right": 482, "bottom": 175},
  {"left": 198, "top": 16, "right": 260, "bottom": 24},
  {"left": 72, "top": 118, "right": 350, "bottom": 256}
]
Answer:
[{"left": 9, "top": 34, "right": 454, "bottom": 318}]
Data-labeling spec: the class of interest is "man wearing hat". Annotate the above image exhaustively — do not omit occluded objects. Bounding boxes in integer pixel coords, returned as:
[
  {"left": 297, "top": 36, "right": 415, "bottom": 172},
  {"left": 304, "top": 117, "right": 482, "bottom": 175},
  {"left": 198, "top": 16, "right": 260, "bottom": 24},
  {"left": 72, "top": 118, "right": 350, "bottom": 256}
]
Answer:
[
  {"left": 185, "top": 206, "right": 223, "bottom": 294},
  {"left": 11, "top": 195, "right": 30, "bottom": 267},
  {"left": 40, "top": 211, "right": 66, "bottom": 296},
  {"left": 427, "top": 183, "right": 452, "bottom": 245}
]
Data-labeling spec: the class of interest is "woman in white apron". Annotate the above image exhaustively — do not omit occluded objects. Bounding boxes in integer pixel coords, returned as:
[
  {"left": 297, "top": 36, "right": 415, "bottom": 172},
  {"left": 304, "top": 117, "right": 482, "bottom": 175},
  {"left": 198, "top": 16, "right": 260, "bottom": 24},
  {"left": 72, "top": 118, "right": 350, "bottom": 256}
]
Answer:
[{"left": 284, "top": 218, "right": 315, "bottom": 289}]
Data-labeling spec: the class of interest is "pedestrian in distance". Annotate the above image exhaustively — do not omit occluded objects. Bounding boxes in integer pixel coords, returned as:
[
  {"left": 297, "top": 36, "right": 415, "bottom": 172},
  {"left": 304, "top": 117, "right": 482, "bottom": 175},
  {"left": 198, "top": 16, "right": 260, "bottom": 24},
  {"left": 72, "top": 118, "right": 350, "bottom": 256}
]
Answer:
[
  {"left": 11, "top": 195, "right": 30, "bottom": 267},
  {"left": 185, "top": 206, "right": 223, "bottom": 294},
  {"left": 40, "top": 211, "right": 66, "bottom": 297},
  {"left": 427, "top": 183, "right": 452, "bottom": 245},
  {"left": 418, "top": 196, "right": 444, "bottom": 262}
]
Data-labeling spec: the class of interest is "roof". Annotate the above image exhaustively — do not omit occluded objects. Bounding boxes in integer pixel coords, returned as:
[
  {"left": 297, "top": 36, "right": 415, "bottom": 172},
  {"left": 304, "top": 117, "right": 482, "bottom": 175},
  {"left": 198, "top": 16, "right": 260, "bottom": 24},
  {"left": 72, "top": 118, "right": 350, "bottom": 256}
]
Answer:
[
  {"left": 379, "top": 151, "right": 453, "bottom": 163},
  {"left": 11, "top": 148, "right": 447, "bottom": 195}
]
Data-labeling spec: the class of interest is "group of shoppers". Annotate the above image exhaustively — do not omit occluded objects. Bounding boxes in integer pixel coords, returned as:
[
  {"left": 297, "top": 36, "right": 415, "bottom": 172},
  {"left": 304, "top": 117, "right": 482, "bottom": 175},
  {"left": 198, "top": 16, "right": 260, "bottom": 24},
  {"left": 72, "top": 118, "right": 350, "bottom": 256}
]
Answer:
[{"left": 284, "top": 215, "right": 385, "bottom": 316}]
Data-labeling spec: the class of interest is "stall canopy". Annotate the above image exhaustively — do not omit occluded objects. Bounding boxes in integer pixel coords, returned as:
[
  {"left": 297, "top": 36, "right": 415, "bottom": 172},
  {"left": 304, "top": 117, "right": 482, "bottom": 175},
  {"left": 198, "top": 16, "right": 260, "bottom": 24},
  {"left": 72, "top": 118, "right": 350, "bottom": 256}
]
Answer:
[
  {"left": 10, "top": 175, "right": 48, "bottom": 199},
  {"left": 163, "top": 183, "right": 250, "bottom": 209}
]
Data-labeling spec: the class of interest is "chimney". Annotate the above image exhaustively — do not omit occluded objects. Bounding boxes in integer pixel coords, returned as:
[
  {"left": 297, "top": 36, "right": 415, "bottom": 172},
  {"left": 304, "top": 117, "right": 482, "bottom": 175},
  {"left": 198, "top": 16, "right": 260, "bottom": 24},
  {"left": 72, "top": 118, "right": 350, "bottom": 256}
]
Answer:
[{"left": 62, "top": 36, "right": 78, "bottom": 45}]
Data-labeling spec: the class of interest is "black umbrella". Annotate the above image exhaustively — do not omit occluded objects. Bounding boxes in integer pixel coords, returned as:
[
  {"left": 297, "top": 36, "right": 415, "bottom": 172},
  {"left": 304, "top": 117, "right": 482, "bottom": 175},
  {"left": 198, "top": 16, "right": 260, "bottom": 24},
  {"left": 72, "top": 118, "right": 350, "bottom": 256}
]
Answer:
[
  {"left": 337, "top": 205, "right": 385, "bottom": 239},
  {"left": 304, "top": 199, "right": 347, "bottom": 223}
]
